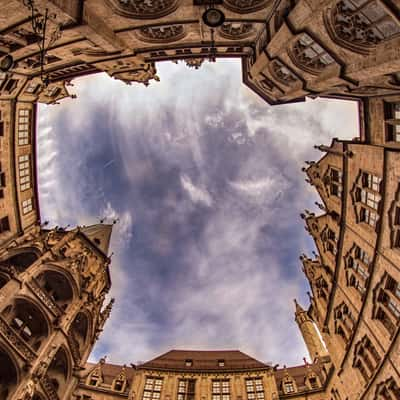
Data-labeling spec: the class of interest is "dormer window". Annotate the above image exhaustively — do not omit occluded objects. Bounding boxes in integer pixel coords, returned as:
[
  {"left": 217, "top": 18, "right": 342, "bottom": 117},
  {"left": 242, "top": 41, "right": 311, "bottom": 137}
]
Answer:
[
  {"left": 283, "top": 381, "right": 295, "bottom": 393},
  {"left": 185, "top": 359, "right": 193, "bottom": 367},
  {"left": 218, "top": 359, "right": 225, "bottom": 367},
  {"left": 114, "top": 379, "right": 124, "bottom": 391}
]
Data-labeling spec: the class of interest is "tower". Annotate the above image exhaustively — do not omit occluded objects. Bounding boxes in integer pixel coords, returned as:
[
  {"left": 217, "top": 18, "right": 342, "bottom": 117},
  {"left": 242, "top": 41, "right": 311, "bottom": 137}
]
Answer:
[
  {"left": 0, "top": 223, "right": 113, "bottom": 400},
  {"left": 294, "top": 300, "right": 328, "bottom": 363}
]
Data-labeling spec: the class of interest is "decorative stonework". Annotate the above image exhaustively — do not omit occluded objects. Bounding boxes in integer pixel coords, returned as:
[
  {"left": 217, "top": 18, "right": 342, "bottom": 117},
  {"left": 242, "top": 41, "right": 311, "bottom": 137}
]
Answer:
[
  {"left": 333, "top": 301, "right": 355, "bottom": 344},
  {"left": 290, "top": 33, "right": 335, "bottom": 74},
  {"left": 28, "top": 279, "right": 62, "bottom": 318},
  {"left": 41, "top": 373, "right": 60, "bottom": 400},
  {"left": 375, "top": 377, "right": 400, "bottom": 399},
  {"left": 0, "top": 314, "right": 36, "bottom": 362},
  {"left": 136, "top": 24, "right": 186, "bottom": 43},
  {"left": 269, "top": 60, "right": 298, "bottom": 86},
  {"left": 219, "top": 23, "right": 255, "bottom": 40},
  {"left": 388, "top": 183, "right": 400, "bottom": 249},
  {"left": 106, "top": 0, "right": 179, "bottom": 19},
  {"left": 325, "top": 0, "right": 400, "bottom": 55},
  {"left": 223, "top": 0, "right": 268, "bottom": 14},
  {"left": 185, "top": 58, "right": 205, "bottom": 69}
]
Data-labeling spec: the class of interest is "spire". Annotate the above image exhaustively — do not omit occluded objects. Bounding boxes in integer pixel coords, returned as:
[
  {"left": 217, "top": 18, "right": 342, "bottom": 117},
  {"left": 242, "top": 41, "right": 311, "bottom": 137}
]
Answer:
[
  {"left": 80, "top": 224, "right": 113, "bottom": 255},
  {"left": 294, "top": 299, "right": 306, "bottom": 316}
]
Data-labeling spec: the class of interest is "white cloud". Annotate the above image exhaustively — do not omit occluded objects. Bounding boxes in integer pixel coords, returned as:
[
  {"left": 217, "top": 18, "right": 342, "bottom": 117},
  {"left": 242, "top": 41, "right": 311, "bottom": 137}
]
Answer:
[{"left": 180, "top": 174, "right": 213, "bottom": 207}]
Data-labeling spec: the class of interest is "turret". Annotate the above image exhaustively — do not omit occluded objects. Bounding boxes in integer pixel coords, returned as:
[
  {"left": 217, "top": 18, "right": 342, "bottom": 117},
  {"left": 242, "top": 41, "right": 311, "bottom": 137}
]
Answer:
[{"left": 294, "top": 300, "right": 328, "bottom": 362}]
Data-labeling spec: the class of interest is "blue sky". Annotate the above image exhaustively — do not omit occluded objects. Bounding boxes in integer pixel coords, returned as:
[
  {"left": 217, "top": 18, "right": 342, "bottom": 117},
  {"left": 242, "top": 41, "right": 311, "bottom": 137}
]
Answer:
[{"left": 37, "top": 59, "right": 358, "bottom": 367}]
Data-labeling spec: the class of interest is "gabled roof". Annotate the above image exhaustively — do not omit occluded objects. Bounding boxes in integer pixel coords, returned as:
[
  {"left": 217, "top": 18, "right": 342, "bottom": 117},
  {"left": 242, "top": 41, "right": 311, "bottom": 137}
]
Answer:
[
  {"left": 81, "top": 224, "right": 113, "bottom": 255},
  {"left": 84, "top": 362, "right": 135, "bottom": 386},
  {"left": 138, "top": 350, "right": 268, "bottom": 372}
]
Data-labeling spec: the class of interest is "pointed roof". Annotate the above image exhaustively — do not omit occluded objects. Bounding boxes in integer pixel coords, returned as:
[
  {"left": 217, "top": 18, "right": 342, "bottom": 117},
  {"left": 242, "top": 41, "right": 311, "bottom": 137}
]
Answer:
[
  {"left": 80, "top": 224, "right": 113, "bottom": 255},
  {"left": 138, "top": 350, "right": 268, "bottom": 372},
  {"left": 294, "top": 299, "right": 306, "bottom": 315}
]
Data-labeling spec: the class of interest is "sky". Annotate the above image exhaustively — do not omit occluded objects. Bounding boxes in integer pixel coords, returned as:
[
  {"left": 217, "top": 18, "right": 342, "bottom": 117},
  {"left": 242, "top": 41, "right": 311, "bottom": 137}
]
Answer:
[{"left": 37, "top": 58, "right": 359, "bottom": 367}]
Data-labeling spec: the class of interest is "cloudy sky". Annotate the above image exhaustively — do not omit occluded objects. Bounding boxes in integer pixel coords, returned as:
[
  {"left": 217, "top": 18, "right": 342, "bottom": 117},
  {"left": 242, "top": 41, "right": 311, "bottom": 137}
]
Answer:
[{"left": 37, "top": 59, "right": 358, "bottom": 367}]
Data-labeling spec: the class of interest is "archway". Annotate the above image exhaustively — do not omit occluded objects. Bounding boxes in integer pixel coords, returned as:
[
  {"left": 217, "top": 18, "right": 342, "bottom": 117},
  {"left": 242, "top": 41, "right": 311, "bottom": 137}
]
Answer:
[
  {"left": 36, "top": 270, "right": 74, "bottom": 310},
  {"left": 47, "top": 347, "right": 70, "bottom": 396},
  {"left": 69, "top": 312, "right": 90, "bottom": 358},
  {"left": 0, "top": 347, "right": 18, "bottom": 400},
  {"left": 1, "top": 251, "right": 39, "bottom": 273}
]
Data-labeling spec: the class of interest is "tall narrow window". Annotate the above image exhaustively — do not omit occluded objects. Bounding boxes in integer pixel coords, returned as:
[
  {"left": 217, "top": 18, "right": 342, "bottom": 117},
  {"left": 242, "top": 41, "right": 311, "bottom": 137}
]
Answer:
[
  {"left": 22, "top": 198, "right": 33, "bottom": 215},
  {"left": 18, "top": 109, "right": 30, "bottom": 146},
  {"left": 0, "top": 110, "right": 3, "bottom": 136},
  {"left": 0, "top": 216, "right": 9, "bottom": 233},
  {"left": 18, "top": 155, "right": 31, "bottom": 191},
  {"left": 346, "top": 244, "right": 371, "bottom": 298},
  {"left": 143, "top": 377, "right": 163, "bottom": 400},
  {"left": 384, "top": 102, "right": 400, "bottom": 142},
  {"left": 177, "top": 379, "right": 195, "bottom": 400},
  {"left": 245, "top": 378, "right": 264, "bottom": 400},
  {"left": 212, "top": 380, "right": 230, "bottom": 400}
]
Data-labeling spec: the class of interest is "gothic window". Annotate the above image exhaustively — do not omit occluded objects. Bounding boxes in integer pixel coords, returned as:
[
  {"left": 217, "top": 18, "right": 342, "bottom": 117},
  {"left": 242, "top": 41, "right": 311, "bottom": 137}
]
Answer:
[
  {"left": 212, "top": 379, "right": 230, "bottom": 400},
  {"left": 290, "top": 33, "right": 335, "bottom": 74},
  {"left": 375, "top": 377, "right": 400, "bottom": 400},
  {"left": 324, "top": 167, "right": 343, "bottom": 198},
  {"left": 47, "top": 347, "right": 69, "bottom": 395},
  {"left": 22, "top": 198, "right": 33, "bottom": 215},
  {"left": 143, "top": 377, "right": 163, "bottom": 400},
  {"left": 321, "top": 226, "right": 338, "bottom": 255},
  {"left": 327, "top": 0, "right": 400, "bottom": 54},
  {"left": 36, "top": 270, "right": 74, "bottom": 310},
  {"left": 334, "top": 302, "right": 356, "bottom": 344},
  {"left": 352, "top": 170, "right": 381, "bottom": 229},
  {"left": 384, "top": 102, "right": 400, "bottom": 142},
  {"left": 373, "top": 272, "right": 400, "bottom": 336},
  {"left": 219, "top": 23, "right": 255, "bottom": 40},
  {"left": 270, "top": 60, "right": 298, "bottom": 86},
  {"left": 178, "top": 379, "right": 195, "bottom": 400},
  {"left": 87, "top": 367, "right": 101, "bottom": 386},
  {"left": 345, "top": 243, "right": 371, "bottom": 298},
  {"left": 106, "top": 0, "right": 179, "bottom": 19},
  {"left": 6, "top": 298, "right": 49, "bottom": 351},
  {"left": 69, "top": 312, "right": 89, "bottom": 357},
  {"left": 245, "top": 378, "right": 264, "bottom": 400},
  {"left": 223, "top": 0, "right": 268, "bottom": 13},
  {"left": 353, "top": 335, "right": 381, "bottom": 382},
  {"left": 17, "top": 109, "right": 30, "bottom": 146},
  {"left": 0, "top": 216, "right": 10, "bottom": 233},
  {"left": 0, "top": 162, "right": 5, "bottom": 199},
  {"left": 315, "top": 276, "right": 329, "bottom": 300},
  {"left": 136, "top": 25, "right": 186, "bottom": 43},
  {"left": 18, "top": 155, "right": 31, "bottom": 191},
  {"left": 0, "top": 110, "right": 4, "bottom": 136}
]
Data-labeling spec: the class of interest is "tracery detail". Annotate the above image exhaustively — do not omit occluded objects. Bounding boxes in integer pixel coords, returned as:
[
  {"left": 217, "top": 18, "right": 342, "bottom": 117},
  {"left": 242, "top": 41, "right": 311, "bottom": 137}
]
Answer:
[
  {"left": 136, "top": 25, "right": 186, "bottom": 43},
  {"left": 106, "top": 0, "right": 179, "bottom": 19},
  {"left": 290, "top": 33, "right": 335, "bottom": 74},
  {"left": 223, "top": 0, "right": 268, "bottom": 14},
  {"left": 269, "top": 60, "right": 298, "bottom": 86},
  {"left": 219, "top": 23, "right": 255, "bottom": 40},
  {"left": 326, "top": 0, "right": 400, "bottom": 54}
]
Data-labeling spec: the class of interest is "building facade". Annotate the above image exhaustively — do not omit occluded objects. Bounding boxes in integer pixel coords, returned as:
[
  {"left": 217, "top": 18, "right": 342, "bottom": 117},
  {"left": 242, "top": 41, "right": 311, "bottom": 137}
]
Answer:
[{"left": 0, "top": 0, "right": 400, "bottom": 399}]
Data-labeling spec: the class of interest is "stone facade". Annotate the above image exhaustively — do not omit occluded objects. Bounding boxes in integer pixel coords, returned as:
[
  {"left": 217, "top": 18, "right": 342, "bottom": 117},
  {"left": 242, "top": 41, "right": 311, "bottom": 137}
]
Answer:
[{"left": 1, "top": 1, "right": 400, "bottom": 400}]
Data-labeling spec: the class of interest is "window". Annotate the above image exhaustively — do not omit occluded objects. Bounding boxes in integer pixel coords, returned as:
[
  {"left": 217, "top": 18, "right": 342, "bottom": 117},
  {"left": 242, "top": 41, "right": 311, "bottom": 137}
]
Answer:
[
  {"left": 384, "top": 102, "right": 400, "bottom": 142},
  {"left": 114, "top": 379, "right": 124, "bottom": 391},
  {"left": 292, "top": 33, "right": 334, "bottom": 72},
  {"left": 330, "top": 0, "right": 400, "bottom": 52},
  {"left": 3, "top": 79, "right": 18, "bottom": 93},
  {"left": 308, "top": 377, "right": 318, "bottom": 389},
  {"left": 22, "top": 198, "right": 33, "bottom": 215},
  {"left": 143, "top": 377, "right": 163, "bottom": 400},
  {"left": 18, "top": 109, "right": 30, "bottom": 146},
  {"left": 353, "top": 336, "right": 381, "bottom": 382},
  {"left": 218, "top": 359, "right": 225, "bottom": 367},
  {"left": 362, "top": 172, "right": 381, "bottom": 192},
  {"left": 212, "top": 380, "right": 230, "bottom": 400},
  {"left": 178, "top": 379, "right": 195, "bottom": 400},
  {"left": 0, "top": 162, "right": 5, "bottom": 199},
  {"left": 360, "top": 207, "right": 377, "bottom": 227},
  {"left": 0, "top": 216, "right": 9, "bottom": 233},
  {"left": 346, "top": 244, "right": 371, "bottom": 298},
  {"left": 270, "top": 60, "right": 297, "bottom": 86},
  {"left": 25, "top": 82, "right": 40, "bottom": 94},
  {"left": 18, "top": 155, "right": 31, "bottom": 191},
  {"left": 0, "top": 110, "right": 3, "bottom": 136},
  {"left": 283, "top": 381, "right": 295, "bottom": 393},
  {"left": 246, "top": 378, "right": 264, "bottom": 400},
  {"left": 329, "top": 168, "right": 342, "bottom": 197},
  {"left": 185, "top": 359, "right": 193, "bottom": 367}
]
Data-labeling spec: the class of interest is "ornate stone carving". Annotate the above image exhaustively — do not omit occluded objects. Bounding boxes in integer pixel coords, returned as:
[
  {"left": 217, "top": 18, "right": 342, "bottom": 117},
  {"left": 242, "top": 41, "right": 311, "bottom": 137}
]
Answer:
[
  {"left": 112, "top": 63, "right": 160, "bottom": 86},
  {"left": 290, "top": 33, "right": 335, "bottom": 74},
  {"left": 269, "top": 60, "right": 298, "bottom": 86},
  {"left": 223, "top": 0, "right": 268, "bottom": 14},
  {"left": 185, "top": 58, "right": 205, "bottom": 69},
  {"left": 67, "top": 330, "right": 81, "bottom": 364},
  {"left": 326, "top": 0, "right": 400, "bottom": 54},
  {"left": 41, "top": 374, "right": 60, "bottom": 400},
  {"left": 106, "top": 0, "right": 179, "bottom": 19},
  {"left": 219, "top": 22, "right": 255, "bottom": 40},
  {"left": 28, "top": 279, "right": 62, "bottom": 317},
  {"left": 136, "top": 24, "right": 186, "bottom": 43},
  {"left": 0, "top": 315, "right": 36, "bottom": 362}
]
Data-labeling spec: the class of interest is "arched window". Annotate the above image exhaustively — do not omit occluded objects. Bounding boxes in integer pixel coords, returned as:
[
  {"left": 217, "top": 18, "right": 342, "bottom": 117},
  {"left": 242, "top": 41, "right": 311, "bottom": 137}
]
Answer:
[
  {"left": 1, "top": 251, "right": 38, "bottom": 273},
  {"left": 68, "top": 312, "right": 89, "bottom": 361},
  {"left": 0, "top": 347, "right": 18, "bottom": 400},
  {"left": 291, "top": 33, "right": 335, "bottom": 74},
  {"left": 326, "top": 0, "right": 400, "bottom": 54},
  {"left": 353, "top": 335, "right": 381, "bottom": 382},
  {"left": 47, "top": 347, "right": 70, "bottom": 396},
  {"left": 5, "top": 298, "right": 49, "bottom": 351},
  {"left": 36, "top": 270, "right": 74, "bottom": 310}
]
